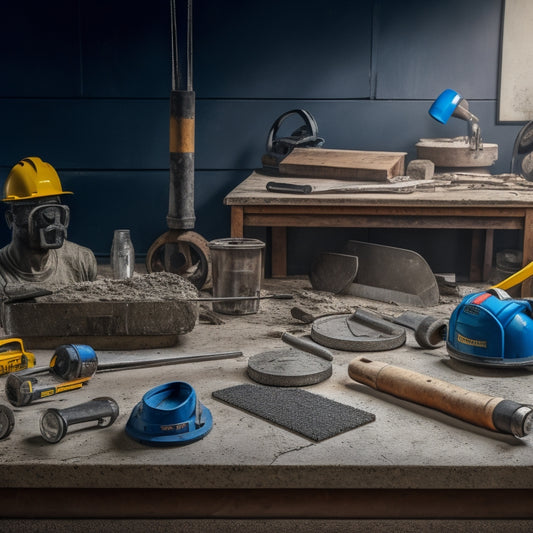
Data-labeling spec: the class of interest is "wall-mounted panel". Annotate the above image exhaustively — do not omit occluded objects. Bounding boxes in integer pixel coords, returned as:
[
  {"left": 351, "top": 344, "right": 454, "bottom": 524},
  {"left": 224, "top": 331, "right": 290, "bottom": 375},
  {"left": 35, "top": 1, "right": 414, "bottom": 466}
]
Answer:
[
  {"left": 194, "top": 0, "right": 373, "bottom": 99},
  {"left": 0, "top": 99, "right": 169, "bottom": 169},
  {"left": 80, "top": 0, "right": 171, "bottom": 97},
  {"left": 0, "top": 1, "right": 80, "bottom": 97},
  {"left": 58, "top": 169, "right": 240, "bottom": 256},
  {"left": 376, "top": 0, "right": 502, "bottom": 99},
  {"left": 60, "top": 170, "right": 169, "bottom": 256},
  {"left": 0, "top": 98, "right": 520, "bottom": 176},
  {"left": 498, "top": 0, "right": 533, "bottom": 122}
]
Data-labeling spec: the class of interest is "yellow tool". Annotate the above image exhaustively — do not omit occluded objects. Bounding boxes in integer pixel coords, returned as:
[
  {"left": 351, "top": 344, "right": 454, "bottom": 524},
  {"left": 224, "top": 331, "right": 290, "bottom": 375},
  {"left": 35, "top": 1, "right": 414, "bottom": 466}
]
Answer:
[
  {"left": 0, "top": 338, "right": 35, "bottom": 375},
  {"left": 5, "top": 373, "right": 91, "bottom": 407}
]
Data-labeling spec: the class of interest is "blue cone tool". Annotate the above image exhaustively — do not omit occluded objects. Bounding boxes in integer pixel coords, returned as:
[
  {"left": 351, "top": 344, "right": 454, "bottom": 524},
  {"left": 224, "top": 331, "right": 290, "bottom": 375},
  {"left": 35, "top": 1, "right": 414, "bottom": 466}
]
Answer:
[{"left": 126, "top": 381, "right": 212, "bottom": 446}]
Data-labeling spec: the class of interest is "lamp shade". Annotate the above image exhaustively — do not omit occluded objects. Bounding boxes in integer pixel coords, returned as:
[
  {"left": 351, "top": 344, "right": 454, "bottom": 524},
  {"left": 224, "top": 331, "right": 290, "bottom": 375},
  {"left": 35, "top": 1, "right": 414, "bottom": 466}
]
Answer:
[{"left": 429, "top": 89, "right": 463, "bottom": 124}]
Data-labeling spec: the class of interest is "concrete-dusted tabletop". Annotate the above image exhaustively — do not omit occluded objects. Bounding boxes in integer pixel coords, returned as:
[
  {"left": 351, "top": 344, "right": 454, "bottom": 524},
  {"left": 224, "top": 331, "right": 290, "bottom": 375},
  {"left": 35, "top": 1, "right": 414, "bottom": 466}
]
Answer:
[{"left": 1, "top": 276, "right": 533, "bottom": 523}]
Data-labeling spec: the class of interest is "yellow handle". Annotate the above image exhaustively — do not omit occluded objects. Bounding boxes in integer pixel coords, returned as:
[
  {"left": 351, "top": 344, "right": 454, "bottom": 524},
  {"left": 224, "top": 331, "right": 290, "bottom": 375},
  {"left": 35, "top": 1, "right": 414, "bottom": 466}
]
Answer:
[{"left": 492, "top": 261, "right": 533, "bottom": 291}]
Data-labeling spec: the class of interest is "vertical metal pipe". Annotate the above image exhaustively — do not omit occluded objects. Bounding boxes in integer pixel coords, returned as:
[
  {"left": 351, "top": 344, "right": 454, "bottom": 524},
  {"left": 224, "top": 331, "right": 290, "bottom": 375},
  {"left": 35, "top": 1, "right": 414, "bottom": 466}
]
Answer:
[
  {"left": 168, "top": 90, "right": 196, "bottom": 229},
  {"left": 167, "top": 0, "right": 195, "bottom": 230}
]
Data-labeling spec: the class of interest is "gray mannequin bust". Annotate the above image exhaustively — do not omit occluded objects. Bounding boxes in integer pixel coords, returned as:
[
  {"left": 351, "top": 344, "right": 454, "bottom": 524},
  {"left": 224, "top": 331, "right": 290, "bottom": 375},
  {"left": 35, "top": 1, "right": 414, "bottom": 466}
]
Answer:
[{"left": 0, "top": 157, "right": 97, "bottom": 298}]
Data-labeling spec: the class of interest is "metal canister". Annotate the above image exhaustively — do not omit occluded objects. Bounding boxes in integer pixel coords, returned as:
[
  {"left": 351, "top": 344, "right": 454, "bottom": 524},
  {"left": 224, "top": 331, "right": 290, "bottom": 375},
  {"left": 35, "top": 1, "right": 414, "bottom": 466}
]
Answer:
[{"left": 207, "top": 238, "right": 265, "bottom": 315}]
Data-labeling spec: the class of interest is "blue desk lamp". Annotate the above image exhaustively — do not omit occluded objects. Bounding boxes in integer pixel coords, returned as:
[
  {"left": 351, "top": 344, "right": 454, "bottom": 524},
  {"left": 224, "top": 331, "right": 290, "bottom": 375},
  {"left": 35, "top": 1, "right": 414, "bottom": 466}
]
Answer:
[{"left": 429, "top": 89, "right": 482, "bottom": 151}]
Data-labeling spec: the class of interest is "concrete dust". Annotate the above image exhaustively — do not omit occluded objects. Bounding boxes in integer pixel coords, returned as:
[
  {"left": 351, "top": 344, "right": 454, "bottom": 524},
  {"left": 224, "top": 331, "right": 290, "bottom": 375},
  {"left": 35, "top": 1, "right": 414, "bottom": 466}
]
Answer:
[
  {"left": 34, "top": 269, "right": 482, "bottom": 340},
  {"left": 38, "top": 272, "right": 198, "bottom": 302},
  {"left": 257, "top": 276, "right": 481, "bottom": 325}
]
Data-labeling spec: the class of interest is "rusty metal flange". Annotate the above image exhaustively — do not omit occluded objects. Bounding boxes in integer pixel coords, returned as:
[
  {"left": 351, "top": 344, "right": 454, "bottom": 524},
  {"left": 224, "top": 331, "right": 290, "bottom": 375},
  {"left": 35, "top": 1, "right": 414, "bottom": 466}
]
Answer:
[{"left": 145, "top": 230, "right": 212, "bottom": 290}]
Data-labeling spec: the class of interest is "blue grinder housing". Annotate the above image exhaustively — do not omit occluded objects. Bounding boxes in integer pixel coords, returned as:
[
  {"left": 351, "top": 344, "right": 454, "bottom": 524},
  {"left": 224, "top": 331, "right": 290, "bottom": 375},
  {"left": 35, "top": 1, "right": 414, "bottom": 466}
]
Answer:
[{"left": 447, "top": 290, "right": 533, "bottom": 367}]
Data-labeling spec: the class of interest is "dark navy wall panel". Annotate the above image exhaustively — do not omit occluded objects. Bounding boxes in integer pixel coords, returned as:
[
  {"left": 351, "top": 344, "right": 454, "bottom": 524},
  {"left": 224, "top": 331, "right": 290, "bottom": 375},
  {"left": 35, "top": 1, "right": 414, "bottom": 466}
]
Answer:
[
  {"left": 194, "top": 0, "right": 373, "bottom": 99},
  {"left": 0, "top": 97, "right": 522, "bottom": 181},
  {"left": 80, "top": 0, "right": 170, "bottom": 97},
  {"left": 0, "top": 1, "right": 80, "bottom": 97},
  {"left": 0, "top": 98, "right": 519, "bottom": 175},
  {"left": 0, "top": 100, "right": 169, "bottom": 169},
  {"left": 57, "top": 170, "right": 168, "bottom": 256},
  {"left": 56, "top": 169, "right": 239, "bottom": 257},
  {"left": 193, "top": 170, "right": 242, "bottom": 240},
  {"left": 375, "top": 0, "right": 502, "bottom": 99}
]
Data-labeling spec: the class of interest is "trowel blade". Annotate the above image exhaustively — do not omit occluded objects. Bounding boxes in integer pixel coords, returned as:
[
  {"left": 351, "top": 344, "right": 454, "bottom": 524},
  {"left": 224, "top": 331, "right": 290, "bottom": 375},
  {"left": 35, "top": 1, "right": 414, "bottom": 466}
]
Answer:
[
  {"left": 309, "top": 252, "right": 359, "bottom": 294},
  {"left": 342, "top": 240, "right": 439, "bottom": 307}
]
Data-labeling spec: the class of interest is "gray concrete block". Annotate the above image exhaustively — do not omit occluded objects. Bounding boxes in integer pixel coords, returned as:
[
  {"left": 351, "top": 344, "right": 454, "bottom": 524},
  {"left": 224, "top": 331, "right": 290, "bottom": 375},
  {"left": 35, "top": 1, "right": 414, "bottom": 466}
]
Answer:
[{"left": 406, "top": 159, "right": 435, "bottom": 179}]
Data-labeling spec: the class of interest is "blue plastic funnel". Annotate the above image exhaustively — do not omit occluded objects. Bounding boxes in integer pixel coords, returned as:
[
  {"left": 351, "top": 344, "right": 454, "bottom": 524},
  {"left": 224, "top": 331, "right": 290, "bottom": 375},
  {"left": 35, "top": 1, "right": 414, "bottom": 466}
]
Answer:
[{"left": 126, "top": 381, "right": 212, "bottom": 447}]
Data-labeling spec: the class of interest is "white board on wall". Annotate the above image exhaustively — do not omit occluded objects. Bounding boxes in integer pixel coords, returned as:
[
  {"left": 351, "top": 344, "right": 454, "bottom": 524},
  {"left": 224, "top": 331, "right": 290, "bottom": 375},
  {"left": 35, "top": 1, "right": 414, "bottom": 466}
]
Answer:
[{"left": 499, "top": 0, "right": 533, "bottom": 122}]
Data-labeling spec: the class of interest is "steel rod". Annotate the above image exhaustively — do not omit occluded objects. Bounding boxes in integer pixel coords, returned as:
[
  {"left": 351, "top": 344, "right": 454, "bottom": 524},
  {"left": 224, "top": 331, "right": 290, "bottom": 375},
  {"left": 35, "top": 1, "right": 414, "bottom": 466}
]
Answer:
[
  {"left": 96, "top": 351, "right": 242, "bottom": 372},
  {"left": 170, "top": 0, "right": 179, "bottom": 91},
  {"left": 189, "top": 294, "right": 293, "bottom": 302}
]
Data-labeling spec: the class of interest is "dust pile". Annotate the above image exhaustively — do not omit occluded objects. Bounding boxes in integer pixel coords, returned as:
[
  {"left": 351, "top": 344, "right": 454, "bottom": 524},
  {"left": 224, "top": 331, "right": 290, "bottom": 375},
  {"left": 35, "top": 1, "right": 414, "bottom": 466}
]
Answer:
[{"left": 39, "top": 272, "right": 198, "bottom": 303}]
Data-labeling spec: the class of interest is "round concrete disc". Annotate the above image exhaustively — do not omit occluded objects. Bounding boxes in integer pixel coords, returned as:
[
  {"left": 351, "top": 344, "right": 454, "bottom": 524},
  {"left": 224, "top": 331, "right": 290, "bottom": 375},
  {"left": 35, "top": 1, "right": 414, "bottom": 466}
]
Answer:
[
  {"left": 247, "top": 348, "right": 332, "bottom": 387},
  {"left": 311, "top": 314, "right": 405, "bottom": 351}
]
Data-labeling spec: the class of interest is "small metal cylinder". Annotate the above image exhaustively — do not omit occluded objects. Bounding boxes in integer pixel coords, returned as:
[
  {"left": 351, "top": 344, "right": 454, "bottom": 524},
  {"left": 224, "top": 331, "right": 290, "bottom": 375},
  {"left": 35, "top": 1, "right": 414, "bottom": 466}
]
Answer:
[
  {"left": 39, "top": 397, "right": 119, "bottom": 444},
  {"left": 50, "top": 344, "right": 98, "bottom": 381},
  {"left": 110, "top": 229, "right": 135, "bottom": 279}
]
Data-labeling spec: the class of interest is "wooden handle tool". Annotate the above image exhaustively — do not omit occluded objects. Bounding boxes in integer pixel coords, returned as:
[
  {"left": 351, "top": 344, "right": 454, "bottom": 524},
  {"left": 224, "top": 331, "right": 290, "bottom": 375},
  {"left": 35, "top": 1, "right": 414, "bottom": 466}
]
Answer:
[{"left": 348, "top": 356, "right": 533, "bottom": 437}]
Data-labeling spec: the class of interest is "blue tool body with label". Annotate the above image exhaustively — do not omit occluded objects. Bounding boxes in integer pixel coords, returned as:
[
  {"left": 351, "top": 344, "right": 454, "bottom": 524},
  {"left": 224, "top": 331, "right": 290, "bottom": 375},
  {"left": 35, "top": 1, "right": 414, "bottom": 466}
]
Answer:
[{"left": 447, "top": 290, "right": 533, "bottom": 368}]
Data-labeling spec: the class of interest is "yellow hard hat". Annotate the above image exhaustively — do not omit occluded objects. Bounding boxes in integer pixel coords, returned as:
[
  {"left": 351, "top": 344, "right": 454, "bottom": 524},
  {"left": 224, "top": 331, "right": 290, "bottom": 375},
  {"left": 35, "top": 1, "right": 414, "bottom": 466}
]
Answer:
[{"left": 2, "top": 157, "right": 73, "bottom": 202}]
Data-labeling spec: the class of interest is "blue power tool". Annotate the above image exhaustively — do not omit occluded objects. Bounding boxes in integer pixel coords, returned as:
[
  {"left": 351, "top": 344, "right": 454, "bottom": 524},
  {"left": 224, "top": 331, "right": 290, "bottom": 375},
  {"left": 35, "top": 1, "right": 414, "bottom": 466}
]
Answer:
[{"left": 447, "top": 288, "right": 533, "bottom": 369}]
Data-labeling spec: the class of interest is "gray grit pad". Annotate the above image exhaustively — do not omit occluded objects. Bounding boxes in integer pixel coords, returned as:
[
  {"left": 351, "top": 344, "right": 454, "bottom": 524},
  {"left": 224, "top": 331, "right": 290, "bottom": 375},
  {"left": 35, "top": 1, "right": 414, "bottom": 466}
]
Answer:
[{"left": 212, "top": 384, "right": 375, "bottom": 442}]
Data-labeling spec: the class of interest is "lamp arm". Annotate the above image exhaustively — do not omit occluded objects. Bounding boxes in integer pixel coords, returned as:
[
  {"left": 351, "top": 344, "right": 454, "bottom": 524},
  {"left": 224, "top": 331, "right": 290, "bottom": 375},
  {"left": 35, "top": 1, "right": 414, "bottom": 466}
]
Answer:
[{"left": 467, "top": 119, "right": 482, "bottom": 151}]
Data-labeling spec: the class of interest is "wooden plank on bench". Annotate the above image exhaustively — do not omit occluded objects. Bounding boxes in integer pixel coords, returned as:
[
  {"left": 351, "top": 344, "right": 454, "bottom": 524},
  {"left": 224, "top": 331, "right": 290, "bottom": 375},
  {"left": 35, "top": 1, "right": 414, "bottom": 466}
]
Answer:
[{"left": 278, "top": 148, "right": 406, "bottom": 181}]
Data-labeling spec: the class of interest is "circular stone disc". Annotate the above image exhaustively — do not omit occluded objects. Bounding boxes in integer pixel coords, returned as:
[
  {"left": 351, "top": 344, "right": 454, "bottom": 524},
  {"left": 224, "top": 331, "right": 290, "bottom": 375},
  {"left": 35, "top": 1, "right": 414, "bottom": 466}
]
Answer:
[
  {"left": 311, "top": 314, "right": 405, "bottom": 352},
  {"left": 247, "top": 348, "right": 332, "bottom": 387}
]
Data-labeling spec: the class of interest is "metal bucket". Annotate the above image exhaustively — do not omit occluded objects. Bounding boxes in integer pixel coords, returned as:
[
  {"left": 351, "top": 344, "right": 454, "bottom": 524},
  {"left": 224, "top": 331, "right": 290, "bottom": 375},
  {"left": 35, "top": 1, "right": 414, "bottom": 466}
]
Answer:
[{"left": 208, "top": 238, "right": 265, "bottom": 315}]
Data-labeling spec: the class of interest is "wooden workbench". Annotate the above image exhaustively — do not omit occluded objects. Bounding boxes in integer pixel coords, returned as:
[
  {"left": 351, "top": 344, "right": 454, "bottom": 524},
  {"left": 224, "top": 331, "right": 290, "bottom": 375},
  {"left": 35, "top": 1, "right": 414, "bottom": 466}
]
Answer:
[{"left": 225, "top": 171, "right": 533, "bottom": 290}]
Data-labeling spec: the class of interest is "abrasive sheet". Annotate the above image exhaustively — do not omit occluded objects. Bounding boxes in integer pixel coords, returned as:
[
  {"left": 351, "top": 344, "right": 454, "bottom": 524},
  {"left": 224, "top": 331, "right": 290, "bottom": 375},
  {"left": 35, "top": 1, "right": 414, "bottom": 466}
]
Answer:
[{"left": 212, "top": 383, "right": 375, "bottom": 442}]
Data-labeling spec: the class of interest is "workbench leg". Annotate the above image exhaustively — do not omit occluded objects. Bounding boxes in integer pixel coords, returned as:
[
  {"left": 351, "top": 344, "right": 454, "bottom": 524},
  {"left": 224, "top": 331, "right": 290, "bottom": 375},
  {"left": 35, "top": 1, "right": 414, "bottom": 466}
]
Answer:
[
  {"left": 230, "top": 207, "right": 244, "bottom": 238},
  {"left": 483, "top": 229, "right": 494, "bottom": 282},
  {"left": 271, "top": 227, "right": 287, "bottom": 278},
  {"left": 521, "top": 210, "right": 533, "bottom": 297},
  {"left": 470, "top": 230, "right": 483, "bottom": 282},
  {"left": 470, "top": 229, "right": 493, "bottom": 282}
]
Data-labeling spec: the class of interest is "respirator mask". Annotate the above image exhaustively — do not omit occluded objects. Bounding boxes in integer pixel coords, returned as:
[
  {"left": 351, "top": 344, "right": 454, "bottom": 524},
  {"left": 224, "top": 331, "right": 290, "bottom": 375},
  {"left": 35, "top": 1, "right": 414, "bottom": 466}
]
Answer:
[{"left": 27, "top": 203, "right": 70, "bottom": 250}]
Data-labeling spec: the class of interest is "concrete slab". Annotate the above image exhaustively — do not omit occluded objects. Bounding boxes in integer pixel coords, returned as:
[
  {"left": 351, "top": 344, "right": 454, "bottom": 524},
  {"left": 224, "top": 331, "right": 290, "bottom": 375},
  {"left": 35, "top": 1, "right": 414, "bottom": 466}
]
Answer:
[{"left": 0, "top": 276, "right": 532, "bottom": 521}]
